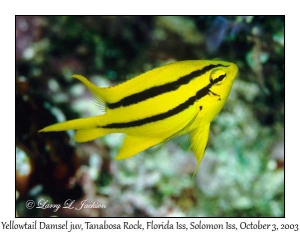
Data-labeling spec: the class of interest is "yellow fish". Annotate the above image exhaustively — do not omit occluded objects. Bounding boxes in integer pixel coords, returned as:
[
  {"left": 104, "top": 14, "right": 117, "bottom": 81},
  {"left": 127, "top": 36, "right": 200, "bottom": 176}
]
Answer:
[{"left": 40, "top": 60, "right": 238, "bottom": 174}]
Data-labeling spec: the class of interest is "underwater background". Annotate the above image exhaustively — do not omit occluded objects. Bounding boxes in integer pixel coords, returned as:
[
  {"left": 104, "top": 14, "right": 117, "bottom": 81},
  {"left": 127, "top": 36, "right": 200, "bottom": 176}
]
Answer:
[{"left": 16, "top": 16, "right": 284, "bottom": 217}]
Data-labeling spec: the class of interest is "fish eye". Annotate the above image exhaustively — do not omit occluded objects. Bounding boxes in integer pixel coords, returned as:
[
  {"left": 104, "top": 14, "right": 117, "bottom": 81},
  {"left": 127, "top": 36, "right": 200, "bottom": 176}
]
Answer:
[{"left": 209, "top": 69, "right": 226, "bottom": 85}]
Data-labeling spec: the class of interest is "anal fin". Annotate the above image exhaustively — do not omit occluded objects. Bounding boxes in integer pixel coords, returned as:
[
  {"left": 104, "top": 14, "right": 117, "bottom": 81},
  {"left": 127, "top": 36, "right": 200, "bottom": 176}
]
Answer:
[
  {"left": 115, "top": 135, "right": 165, "bottom": 160},
  {"left": 190, "top": 124, "right": 210, "bottom": 176}
]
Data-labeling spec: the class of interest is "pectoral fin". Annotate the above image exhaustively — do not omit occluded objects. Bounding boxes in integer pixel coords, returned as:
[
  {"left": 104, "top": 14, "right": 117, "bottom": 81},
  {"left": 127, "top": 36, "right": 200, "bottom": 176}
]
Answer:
[
  {"left": 190, "top": 124, "right": 210, "bottom": 176},
  {"left": 115, "top": 135, "right": 165, "bottom": 160}
]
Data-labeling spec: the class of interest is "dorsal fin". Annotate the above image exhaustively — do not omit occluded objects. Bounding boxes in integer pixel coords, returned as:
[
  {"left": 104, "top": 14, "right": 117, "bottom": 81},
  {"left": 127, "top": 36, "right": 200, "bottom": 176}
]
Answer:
[{"left": 72, "top": 74, "right": 107, "bottom": 111}]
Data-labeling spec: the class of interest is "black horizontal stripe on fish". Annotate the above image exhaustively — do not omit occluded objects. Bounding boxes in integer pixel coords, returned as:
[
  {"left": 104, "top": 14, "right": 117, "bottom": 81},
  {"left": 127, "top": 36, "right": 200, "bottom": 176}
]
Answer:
[
  {"left": 107, "top": 64, "right": 228, "bottom": 109},
  {"left": 102, "top": 74, "right": 226, "bottom": 129}
]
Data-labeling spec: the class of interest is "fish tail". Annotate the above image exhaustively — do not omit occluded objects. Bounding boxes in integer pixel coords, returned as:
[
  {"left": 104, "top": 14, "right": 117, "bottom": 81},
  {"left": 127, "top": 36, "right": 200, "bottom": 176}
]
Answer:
[
  {"left": 39, "top": 116, "right": 101, "bottom": 132},
  {"left": 74, "top": 128, "right": 108, "bottom": 142},
  {"left": 39, "top": 115, "right": 109, "bottom": 142}
]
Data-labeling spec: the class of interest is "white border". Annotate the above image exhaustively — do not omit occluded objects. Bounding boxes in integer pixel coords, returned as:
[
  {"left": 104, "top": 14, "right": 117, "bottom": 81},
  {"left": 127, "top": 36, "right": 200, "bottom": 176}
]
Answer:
[{"left": 1, "top": 0, "right": 298, "bottom": 232}]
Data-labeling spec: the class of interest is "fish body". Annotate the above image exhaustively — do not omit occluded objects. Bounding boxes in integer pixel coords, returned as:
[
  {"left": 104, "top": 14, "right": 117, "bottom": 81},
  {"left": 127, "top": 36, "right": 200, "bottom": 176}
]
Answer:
[{"left": 40, "top": 60, "right": 238, "bottom": 173}]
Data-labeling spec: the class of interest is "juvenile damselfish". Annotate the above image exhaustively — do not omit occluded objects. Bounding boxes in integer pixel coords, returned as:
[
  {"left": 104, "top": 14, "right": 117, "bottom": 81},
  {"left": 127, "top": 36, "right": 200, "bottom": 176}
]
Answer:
[{"left": 40, "top": 60, "right": 238, "bottom": 174}]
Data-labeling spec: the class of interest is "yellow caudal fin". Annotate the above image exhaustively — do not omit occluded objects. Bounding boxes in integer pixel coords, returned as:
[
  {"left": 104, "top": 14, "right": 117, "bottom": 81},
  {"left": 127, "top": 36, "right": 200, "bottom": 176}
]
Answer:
[
  {"left": 115, "top": 135, "right": 166, "bottom": 160},
  {"left": 190, "top": 124, "right": 210, "bottom": 177},
  {"left": 74, "top": 128, "right": 108, "bottom": 142},
  {"left": 39, "top": 116, "right": 101, "bottom": 132}
]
